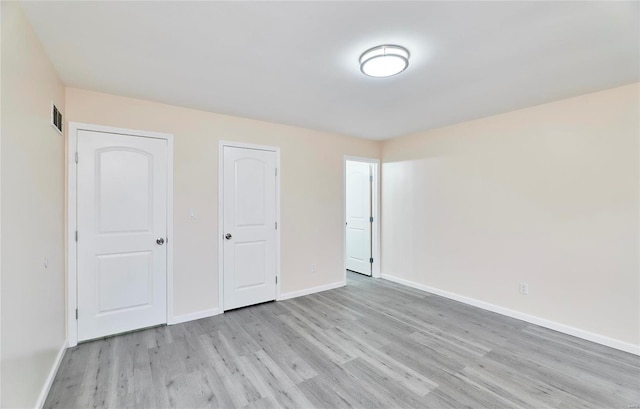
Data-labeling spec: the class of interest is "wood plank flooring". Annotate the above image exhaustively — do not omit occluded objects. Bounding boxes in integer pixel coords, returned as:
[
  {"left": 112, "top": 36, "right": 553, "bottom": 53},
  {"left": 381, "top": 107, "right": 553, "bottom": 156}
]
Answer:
[{"left": 45, "top": 272, "right": 640, "bottom": 408}]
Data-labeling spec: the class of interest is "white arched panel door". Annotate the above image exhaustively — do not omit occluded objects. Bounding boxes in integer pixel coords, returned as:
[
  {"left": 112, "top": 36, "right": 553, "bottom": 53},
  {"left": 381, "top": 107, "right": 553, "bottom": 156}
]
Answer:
[
  {"left": 77, "top": 130, "right": 168, "bottom": 342},
  {"left": 346, "top": 161, "right": 372, "bottom": 276},
  {"left": 223, "top": 146, "right": 277, "bottom": 310}
]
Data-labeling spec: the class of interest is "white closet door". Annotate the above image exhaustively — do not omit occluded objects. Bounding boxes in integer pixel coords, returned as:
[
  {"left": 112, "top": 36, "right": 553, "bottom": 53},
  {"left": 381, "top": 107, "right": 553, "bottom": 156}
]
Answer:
[
  {"left": 346, "top": 161, "right": 372, "bottom": 276},
  {"left": 223, "top": 146, "right": 277, "bottom": 310},
  {"left": 77, "top": 130, "right": 168, "bottom": 341}
]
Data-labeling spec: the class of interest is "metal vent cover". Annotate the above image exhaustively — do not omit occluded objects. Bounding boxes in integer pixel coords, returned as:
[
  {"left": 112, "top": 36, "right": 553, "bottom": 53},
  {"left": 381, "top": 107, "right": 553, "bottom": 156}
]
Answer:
[{"left": 51, "top": 102, "right": 63, "bottom": 134}]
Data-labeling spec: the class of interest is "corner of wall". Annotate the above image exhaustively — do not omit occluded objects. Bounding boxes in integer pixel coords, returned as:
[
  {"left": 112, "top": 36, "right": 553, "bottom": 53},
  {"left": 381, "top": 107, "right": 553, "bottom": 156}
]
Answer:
[{"left": 1, "top": 2, "right": 67, "bottom": 407}]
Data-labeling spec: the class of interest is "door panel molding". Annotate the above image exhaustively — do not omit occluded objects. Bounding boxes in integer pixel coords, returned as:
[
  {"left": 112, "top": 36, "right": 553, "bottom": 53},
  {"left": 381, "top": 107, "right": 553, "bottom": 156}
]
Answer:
[
  {"left": 218, "top": 141, "right": 281, "bottom": 313},
  {"left": 344, "top": 156, "right": 381, "bottom": 280},
  {"left": 67, "top": 122, "right": 174, "bottom": 347}
]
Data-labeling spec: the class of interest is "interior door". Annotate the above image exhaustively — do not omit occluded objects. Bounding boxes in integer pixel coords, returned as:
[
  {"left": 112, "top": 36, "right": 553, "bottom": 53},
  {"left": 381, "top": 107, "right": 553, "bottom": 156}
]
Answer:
[
  {"left": 223, "top": 146, "right": 277, "bottom": 311},
  {"left": 77, "top": 130, "right": 168, "bottom": 342},
  {"left": 346, "top": 161, "right": 372, "bottom": 276}
]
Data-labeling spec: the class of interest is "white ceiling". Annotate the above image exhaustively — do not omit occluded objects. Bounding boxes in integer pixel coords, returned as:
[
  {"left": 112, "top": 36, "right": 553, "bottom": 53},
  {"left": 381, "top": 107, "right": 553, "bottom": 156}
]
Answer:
[{"left": 20, "top": 1, "right": 639, "bottom": 140}]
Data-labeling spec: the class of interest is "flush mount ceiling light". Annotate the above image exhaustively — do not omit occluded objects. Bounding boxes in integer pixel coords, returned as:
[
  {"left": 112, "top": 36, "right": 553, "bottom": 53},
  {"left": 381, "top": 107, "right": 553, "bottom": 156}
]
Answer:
[{"left": 359, "top": 44, "right": 410, "bottom": 78}]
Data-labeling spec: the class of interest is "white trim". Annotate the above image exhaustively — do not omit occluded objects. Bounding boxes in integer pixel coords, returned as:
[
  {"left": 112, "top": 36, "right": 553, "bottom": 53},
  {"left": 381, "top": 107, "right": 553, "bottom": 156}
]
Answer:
[
  {"left": 35, "top": 340, "right": 68, "bottom": 409},
  {"left": 67, "top": 123, "right": 78, "bottom": 347},
  {"left": 344, "top": 156, "right": 381, "bottom": 279},
  {"left": 218, "top": 140, "right": 281, "bottom": 313},
  {"left": 67, "top": 122, "right": 175, "bottom": 346},
  {"left": 170, "top": 308, "right": 220, "bottom": 325},
  {"left": 166, "top": 135, "right": 175, "bottom": 325},
  {"left": 381, "top": 274, "right": 640, "bottom": 356},
  {"left": 278, "top": 280, "right": 346, "bottom": 301},
  {"left": 218, "top": 143, "right": 224, "bottom": 314}
]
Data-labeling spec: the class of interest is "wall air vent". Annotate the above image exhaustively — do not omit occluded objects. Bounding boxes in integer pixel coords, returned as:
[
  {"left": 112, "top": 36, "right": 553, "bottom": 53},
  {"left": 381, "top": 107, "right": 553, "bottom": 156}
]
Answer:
[{"left": 51, "top": 102, "right": 63, "bottom": 134}]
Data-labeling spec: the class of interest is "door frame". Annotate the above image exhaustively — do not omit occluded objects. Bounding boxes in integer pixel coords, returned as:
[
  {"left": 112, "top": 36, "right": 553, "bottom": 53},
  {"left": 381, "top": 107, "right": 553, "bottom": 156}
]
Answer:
[
  {"left": 218, "top": 141, "right": 281, "bottom": 312},
  {"left": 67, "top": 122, "right": 174, "bottom": 347},
  {"left": 344, "top": 156, "right": 381, "bottom": 279}
]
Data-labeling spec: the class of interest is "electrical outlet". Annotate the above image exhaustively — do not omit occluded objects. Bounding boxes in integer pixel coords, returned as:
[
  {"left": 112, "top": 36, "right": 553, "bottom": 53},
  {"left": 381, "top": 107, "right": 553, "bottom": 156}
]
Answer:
[
  {"left": 311, "top": 264, "right": 317, "bottom": 273},
  {"left": 519, "top": 282, "right": 529, "bottom": 295}
]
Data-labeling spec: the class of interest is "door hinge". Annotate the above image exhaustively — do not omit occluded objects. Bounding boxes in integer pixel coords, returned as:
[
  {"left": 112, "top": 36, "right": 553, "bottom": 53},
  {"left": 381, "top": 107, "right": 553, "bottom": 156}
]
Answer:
[
  {"left": 275, "top": 168, "right": 278, "bottom": 177},
  {"left": 276, "top": 276, "right": 278, "bottom": 284},
  {"left": 75, "top": 231, "right": 78, "bottom": 242},
  {"left": 74, "top": 152, "right": 78, "bottom": 164},
  {"left": 370, "top": 216, "right": 374, "bottom": 223},
  {"left": 369, "top": 175, "right": 373, "bottom": 182},
  {"left": 275, "top": 221, "right": 278, "bottom": 230},
  {"left": 369, "top": 258, "right": 374, "bottom": 264},
  {"left": 75, "top": 309, "right": 78, "bottom": 320}
]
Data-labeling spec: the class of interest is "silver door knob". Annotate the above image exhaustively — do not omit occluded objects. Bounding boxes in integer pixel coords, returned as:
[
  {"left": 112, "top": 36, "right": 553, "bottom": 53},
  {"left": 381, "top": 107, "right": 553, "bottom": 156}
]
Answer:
[
  {"left": 225, "top": 233, "right": 232, "bottom": 240},
  {"left": 156, "top": 238, "right": 165, "bottom": 245}
]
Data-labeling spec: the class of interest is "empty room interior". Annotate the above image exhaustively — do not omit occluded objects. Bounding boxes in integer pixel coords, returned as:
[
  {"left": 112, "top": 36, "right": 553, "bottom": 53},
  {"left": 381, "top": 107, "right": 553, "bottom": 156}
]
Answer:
[{"left": 2, "top": 1, "right": 639, "bottom": 408}]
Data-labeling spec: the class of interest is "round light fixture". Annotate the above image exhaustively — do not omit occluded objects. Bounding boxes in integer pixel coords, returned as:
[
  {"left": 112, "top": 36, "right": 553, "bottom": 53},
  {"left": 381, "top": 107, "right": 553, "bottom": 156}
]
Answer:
[{"left": 359, "top": 44, "right": 410, "bottom": 78}]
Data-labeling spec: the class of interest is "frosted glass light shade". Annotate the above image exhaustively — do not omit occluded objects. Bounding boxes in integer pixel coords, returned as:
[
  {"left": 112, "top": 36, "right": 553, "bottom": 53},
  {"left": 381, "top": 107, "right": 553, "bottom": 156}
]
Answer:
[{"left": 359, "top": 45, "right": 410, "bottom": 78}]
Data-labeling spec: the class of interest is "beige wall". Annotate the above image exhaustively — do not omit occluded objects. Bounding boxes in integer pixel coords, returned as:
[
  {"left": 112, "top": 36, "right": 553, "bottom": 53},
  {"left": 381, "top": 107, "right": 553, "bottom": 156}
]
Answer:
[
  {"left": 381, "top": 83, "right": 640, "bottom": 347},
  {"left": 65, "top": 87, "right": 380, "bottom": 317},
  {"left": 1, "top": 2, "right": 67, "bottom": 407}
]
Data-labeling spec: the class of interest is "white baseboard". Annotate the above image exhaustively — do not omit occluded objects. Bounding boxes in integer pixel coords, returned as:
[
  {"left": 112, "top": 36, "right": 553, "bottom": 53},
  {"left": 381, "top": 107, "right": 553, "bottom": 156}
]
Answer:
[
  {"left": 170, "top": 281, "right": 346, "bottom": 323},
  {"left": 169, "top": 308, "right": 220, "bottom": 325},
  {"left": 36, "top": 339, "right": 68, "bottom": 409},
  {"left": 278, "top": 280, "right": 346, "bottom": 301},
  {"left": 381, "top": 274, "right": 640, "bottom": 356}
]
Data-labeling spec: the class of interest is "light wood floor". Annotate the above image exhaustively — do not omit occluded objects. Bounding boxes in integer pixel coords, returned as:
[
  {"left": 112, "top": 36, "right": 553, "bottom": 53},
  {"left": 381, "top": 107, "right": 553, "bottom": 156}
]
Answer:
[{"left": 45, "top": 272, "right": 640, "bottom": 408}]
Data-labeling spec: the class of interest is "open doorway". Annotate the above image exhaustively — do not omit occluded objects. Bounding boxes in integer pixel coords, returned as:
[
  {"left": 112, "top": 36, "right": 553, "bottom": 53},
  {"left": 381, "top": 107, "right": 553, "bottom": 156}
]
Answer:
[{"left": 344, "top": 156, "right": 380, "bottom": 279}]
